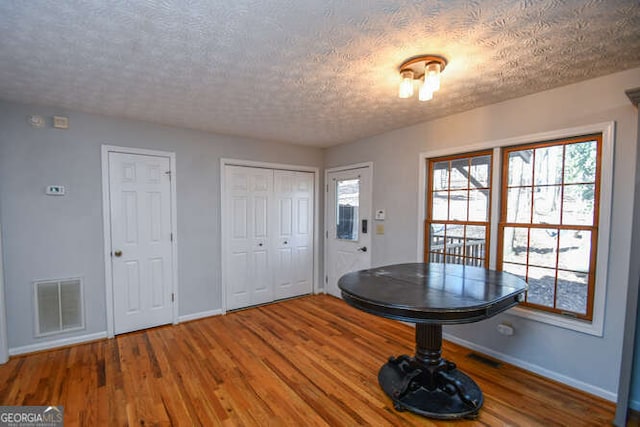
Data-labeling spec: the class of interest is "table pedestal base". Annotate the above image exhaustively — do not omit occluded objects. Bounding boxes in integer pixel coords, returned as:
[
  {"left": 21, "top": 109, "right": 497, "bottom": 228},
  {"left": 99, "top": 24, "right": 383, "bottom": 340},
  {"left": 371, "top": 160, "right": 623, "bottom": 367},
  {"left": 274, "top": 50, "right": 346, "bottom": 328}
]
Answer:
[{"left": 378, "top": 324, "right": 483, "bottom": 420}]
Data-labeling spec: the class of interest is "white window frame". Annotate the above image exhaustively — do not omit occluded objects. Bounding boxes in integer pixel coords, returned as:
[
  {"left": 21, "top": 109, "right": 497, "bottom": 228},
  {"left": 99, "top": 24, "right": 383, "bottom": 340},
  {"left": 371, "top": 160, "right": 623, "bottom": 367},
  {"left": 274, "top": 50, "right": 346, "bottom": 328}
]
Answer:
[{"left": 417, "top": 122, "right": 614, "bottom": 336}]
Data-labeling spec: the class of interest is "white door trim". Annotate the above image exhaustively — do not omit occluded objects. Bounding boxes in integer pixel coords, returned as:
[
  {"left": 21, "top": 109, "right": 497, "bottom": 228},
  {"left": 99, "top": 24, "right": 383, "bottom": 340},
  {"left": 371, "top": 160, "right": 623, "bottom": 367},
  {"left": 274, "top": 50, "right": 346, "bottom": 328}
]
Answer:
[
  {"left": 0, "top": 225, "right": 8, "bottom": 364},
  {"left": 101, "top": 145, "right": 179, "bottom": 338},
  {"left": 220, "top": 158, "right": 320, "bottom": 313},
  {"left": 324, "top": 162, "right": 374, "bottom": 295}
]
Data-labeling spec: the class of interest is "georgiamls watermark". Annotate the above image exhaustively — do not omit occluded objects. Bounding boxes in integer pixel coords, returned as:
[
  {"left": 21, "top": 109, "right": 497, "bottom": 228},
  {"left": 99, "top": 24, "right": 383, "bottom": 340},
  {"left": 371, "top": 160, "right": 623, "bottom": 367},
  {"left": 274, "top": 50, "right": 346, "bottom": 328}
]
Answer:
[{"left": 0, "top": 406, "right": 63, "bottom": 426}]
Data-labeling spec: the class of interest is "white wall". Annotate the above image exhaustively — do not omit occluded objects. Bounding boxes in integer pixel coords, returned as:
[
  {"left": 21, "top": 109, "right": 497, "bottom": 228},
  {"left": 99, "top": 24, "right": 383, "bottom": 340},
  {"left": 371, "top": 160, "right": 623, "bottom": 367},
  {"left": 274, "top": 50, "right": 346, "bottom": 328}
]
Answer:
[
  {"left": 0, "top": 100, "right": 324, "bottom": 351},
  {"left": 325, "top": 68, "right": 640, "bottom": 399}
]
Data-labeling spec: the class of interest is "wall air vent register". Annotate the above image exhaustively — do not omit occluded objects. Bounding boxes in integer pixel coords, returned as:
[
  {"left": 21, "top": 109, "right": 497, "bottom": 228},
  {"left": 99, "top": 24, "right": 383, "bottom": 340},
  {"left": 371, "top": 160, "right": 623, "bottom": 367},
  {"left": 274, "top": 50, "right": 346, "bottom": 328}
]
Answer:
[{"left": 34, "top": 277, "right": 84, "bottom": 337}]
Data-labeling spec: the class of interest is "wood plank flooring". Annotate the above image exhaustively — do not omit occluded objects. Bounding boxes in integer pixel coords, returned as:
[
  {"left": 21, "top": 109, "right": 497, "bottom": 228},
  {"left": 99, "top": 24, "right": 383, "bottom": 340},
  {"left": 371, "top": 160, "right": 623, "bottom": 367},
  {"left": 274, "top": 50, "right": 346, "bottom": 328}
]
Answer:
[{"left": 0, "top": 295, "right": 614, "bottom": 426}]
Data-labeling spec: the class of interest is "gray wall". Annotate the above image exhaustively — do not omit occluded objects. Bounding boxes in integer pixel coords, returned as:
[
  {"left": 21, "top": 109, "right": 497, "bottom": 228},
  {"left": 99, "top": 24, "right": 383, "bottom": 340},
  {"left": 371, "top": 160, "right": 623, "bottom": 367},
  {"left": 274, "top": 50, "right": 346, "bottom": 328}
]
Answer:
[
  {"left": 0, "top": 100, "right": 323, "bottom": 349},
  {"left": 325, "top": 68, "right": 640, "bottom": 398}
]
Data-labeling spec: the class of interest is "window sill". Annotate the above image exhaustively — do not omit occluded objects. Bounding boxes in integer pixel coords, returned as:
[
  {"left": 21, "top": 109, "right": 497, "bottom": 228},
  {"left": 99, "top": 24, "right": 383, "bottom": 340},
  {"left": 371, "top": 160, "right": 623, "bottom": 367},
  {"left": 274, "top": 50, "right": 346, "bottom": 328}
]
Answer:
[{"left": 506, "top": 305, "right": 603, "bottom": 337}]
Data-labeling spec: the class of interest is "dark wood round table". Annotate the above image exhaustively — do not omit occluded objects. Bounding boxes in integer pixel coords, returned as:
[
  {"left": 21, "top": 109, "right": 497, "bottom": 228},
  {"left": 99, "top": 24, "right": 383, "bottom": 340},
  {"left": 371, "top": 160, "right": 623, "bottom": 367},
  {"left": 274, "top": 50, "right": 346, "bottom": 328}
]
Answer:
[{"left": 338, "top": 263, "right": 528, "bottom": 420}]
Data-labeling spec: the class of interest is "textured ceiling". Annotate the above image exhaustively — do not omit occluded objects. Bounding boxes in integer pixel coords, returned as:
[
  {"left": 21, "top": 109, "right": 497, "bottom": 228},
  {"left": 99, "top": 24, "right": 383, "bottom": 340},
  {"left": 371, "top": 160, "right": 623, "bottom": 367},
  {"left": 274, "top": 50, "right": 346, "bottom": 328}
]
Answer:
[{"left": 1, "top": 1, "right": 639, "bottom": 147}]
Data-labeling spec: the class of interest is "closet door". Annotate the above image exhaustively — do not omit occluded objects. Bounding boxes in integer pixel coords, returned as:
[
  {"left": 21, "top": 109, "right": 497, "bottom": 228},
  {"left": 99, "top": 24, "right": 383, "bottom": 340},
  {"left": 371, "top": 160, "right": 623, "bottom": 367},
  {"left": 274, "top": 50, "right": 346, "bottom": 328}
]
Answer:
[
  {"left": 273, "top": 171, "right": 314, "bottom": 300},
  {"left": 225, "top": 166, "right": 274, "bottom": 310}
]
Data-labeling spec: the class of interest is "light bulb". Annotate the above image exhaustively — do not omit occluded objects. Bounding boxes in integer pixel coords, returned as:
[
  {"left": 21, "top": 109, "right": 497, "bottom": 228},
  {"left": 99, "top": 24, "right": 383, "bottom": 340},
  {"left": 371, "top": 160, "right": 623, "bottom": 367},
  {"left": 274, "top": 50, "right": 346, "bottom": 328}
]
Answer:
[
  {"left": 424, "top": 62, "right": 441, "bottom": 92},
  {"left": 418, "top": 80, "right": 433, "bottom": 101},
  {"left": 398, "top": 70, "right": 414, "bottom": 98}
]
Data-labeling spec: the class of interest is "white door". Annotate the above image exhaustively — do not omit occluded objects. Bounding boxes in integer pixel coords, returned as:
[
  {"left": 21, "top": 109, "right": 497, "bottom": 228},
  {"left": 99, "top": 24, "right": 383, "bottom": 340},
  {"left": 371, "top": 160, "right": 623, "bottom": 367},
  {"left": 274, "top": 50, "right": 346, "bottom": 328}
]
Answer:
[
  {"left": 109, "top": 152, "right": 174, "bottom": 334},
  {"left": 225, "top": 166, "right": 274, "bottom": 310},
  {"left": 273, "top": 170, "right": 314, "bottom": 300},
  {"left": 326, "top": 166, "right": 372, "bottom": 298}
]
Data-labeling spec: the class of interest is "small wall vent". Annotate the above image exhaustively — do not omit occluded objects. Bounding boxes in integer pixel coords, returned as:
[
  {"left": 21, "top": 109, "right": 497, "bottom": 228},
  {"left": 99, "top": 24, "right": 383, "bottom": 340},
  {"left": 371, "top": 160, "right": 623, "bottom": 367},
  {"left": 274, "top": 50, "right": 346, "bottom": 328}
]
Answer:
[{"left": 34, "top": 278, "right": 84, "bottom": 337}]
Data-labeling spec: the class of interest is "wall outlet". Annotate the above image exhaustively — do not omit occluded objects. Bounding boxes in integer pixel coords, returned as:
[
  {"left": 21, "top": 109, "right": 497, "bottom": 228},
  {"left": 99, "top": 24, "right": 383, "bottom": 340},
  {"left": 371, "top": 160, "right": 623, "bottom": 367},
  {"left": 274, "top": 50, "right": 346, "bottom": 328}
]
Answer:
[
  {"left": 497, "top": 323, "right": 514, "bottom": 336},
  {"left": 52, "top": 116, "right": 69, "bottom": 129}
]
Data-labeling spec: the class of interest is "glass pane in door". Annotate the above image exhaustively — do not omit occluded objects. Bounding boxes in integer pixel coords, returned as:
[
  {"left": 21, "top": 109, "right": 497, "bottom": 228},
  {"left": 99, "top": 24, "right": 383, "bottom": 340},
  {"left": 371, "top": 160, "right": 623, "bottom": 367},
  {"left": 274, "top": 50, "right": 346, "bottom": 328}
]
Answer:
[{"left": 336, "top": 178, "right": 359, "bottom": 241}]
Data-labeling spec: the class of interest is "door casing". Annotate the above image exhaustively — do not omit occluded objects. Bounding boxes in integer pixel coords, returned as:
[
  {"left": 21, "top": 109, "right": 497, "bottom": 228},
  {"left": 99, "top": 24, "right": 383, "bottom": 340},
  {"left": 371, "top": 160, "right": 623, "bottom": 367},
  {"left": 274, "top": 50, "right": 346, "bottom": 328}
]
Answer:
[{"left": 101, "top": 145, "right": 178, "bottom": 338}]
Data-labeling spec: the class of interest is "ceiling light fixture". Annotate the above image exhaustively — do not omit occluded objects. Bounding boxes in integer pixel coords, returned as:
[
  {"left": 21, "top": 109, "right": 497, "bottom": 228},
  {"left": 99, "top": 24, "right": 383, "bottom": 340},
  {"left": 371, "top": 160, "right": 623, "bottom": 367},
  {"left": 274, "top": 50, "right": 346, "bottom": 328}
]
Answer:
[{"left": 398, "top": 55, "right": 447, "bottom": 101}]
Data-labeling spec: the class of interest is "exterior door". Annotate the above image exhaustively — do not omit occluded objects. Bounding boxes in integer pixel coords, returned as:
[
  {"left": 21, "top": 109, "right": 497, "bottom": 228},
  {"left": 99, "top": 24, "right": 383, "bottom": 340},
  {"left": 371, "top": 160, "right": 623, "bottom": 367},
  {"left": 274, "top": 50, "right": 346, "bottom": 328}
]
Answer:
[
  {"left": 273, "top": 170, "right": 314, "bottom": 300},
  {"left": 326, "top": 166, "right": 372, "bottom": 298},
  {"left": 108, "top": 152, "right": 174, "bottom": 334},
  {"left": 225, "top": 166, "right": 274, "bottom": 310}
]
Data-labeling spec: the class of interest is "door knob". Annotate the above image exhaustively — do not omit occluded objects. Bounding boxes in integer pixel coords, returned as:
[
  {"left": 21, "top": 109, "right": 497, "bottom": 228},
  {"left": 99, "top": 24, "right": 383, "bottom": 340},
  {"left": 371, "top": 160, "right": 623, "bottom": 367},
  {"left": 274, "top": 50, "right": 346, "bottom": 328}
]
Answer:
[
  {"left": 114, "top": 250, "right": 123, "bottom": 257},
  {"left": 284, "top": 241, "right": 288, "bottom": 245},
  {"left": 258, "top": 243, "right": 263, "bottom": 247},
  {"left": 357, "top": 246, "right": 367, "bottom": 252}
]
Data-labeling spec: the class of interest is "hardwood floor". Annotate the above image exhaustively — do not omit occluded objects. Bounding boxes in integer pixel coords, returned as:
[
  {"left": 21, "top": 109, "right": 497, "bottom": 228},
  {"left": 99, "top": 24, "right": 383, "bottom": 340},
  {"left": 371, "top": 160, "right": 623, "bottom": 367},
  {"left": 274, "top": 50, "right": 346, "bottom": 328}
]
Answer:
[{"left": 0, "top": 295, "right": 614, "bottom": 426}]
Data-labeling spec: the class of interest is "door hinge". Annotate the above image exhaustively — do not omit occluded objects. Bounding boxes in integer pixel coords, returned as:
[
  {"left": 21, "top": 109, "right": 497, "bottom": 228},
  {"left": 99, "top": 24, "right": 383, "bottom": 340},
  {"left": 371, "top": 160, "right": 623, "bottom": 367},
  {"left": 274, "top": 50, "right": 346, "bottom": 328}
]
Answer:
[
  {"left": 325, "top": 276, "right": 328, "bottom": 284},
  {"left": 170, "top": 232, "right": 173, "bottom": 242},
  {"left": 171, "top": 293, "right": 175, "bottom": 302},
  {"left": 326, "top": 230, "right": 328, "bottom": 239}
]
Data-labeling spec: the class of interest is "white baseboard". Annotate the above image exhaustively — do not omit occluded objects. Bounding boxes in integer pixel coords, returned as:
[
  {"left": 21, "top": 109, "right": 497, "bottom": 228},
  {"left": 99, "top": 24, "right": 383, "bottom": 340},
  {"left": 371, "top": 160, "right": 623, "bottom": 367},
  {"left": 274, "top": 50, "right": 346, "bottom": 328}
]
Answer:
[
  {"left": 178, "top": 308, "right": 223, "bottom": 323},
  {"left": 443, "top": 333, "right": 617, "bottom": 402},
  {"left": 630, "top": 398, "right": 640, "bottom": 412},
  {"left": 9, "top": 332, "right": 108, "bottom": 356},
  {"left": 8, "top": 309, "right": 224, "bottom": 357}
]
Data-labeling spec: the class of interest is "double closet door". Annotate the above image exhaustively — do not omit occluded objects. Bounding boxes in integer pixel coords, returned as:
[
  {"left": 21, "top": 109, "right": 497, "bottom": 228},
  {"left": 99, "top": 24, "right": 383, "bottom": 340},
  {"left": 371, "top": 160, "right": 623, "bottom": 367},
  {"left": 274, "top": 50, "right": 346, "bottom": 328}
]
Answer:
[{"left": 224, "top": 165, "right": 314, "bottom": 311}]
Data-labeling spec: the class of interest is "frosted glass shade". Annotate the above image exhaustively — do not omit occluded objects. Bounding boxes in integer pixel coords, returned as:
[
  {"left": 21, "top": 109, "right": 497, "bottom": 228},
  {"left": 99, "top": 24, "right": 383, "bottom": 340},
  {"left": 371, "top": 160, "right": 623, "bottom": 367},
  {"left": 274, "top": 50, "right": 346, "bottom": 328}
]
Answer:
[
  {"left": 398, "top": 70, "right": 414, "bottom": 98},
  {"left": 424, "top": 62, "right": 441, "bottom": 92}
]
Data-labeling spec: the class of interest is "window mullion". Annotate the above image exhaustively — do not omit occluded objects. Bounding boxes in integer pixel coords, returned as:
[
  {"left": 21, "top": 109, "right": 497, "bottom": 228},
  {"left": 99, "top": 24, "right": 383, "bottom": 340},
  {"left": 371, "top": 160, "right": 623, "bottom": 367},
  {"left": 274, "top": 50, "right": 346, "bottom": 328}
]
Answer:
[{"left": 490, "top": 147, "right": 502, "bottom": 269}]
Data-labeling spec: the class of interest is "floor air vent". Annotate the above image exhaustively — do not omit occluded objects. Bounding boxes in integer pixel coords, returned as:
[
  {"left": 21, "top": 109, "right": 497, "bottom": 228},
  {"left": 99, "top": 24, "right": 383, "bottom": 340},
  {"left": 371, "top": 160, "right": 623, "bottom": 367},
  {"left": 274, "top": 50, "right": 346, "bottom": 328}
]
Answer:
[
  {"left": 34, "top": 278, "right": 84, "bottom": 337},
  {"left": 466, "top": 352, "right": 502, "bottom": 368}
]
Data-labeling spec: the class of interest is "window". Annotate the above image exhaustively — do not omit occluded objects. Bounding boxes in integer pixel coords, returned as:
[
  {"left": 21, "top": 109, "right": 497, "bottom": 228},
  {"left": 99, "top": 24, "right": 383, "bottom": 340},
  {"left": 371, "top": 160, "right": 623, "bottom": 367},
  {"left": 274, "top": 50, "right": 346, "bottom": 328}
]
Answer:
[
  {"left": 423, "top": 128, "right": 610, "bottom": 333},
  {"left": 336, "top": 178, "right": 359, "bottom": 241},
  {"left": 498, "top": 134, "right": 601, "bottom": 321},
  {"left": 425, "top": 151, "right": 492, "bottom": 267}
]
